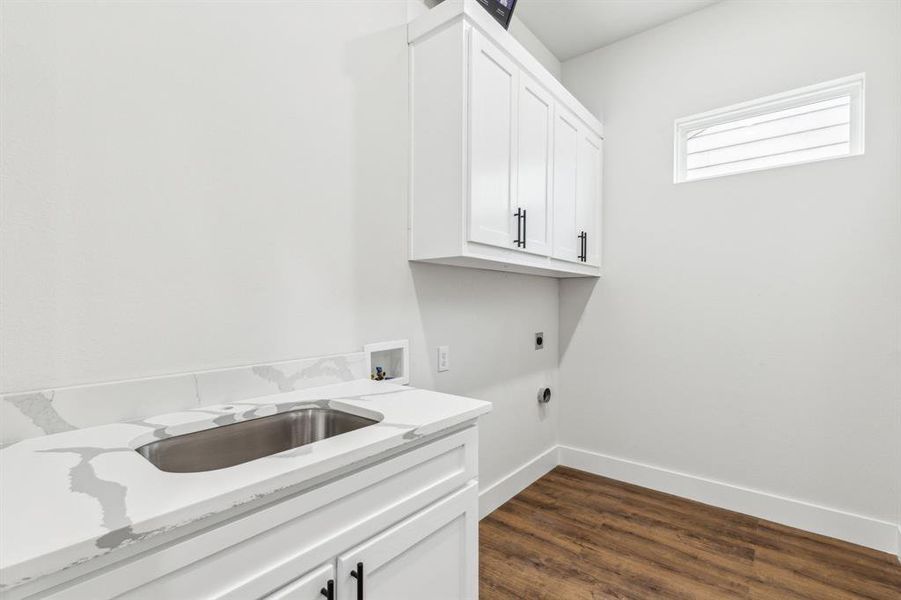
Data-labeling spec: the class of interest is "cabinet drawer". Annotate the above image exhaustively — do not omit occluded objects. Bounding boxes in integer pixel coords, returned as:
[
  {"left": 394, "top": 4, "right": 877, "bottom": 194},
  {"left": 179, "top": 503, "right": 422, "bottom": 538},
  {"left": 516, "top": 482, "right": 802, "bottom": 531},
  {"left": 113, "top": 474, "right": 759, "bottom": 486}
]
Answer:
[
  {"left": 36, "top": 426, "right": 477, "bottom": 600},
  {"left": 264, "top": 562, "right": 334, "bottom": 600}
]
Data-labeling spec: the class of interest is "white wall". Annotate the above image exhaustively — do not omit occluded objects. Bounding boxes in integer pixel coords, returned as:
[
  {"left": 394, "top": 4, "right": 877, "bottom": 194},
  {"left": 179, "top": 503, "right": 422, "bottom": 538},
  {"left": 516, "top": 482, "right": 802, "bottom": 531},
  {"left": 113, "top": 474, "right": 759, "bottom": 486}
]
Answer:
[
  {"left": 508, "top": 16, "right": 562, "bottom": 81},
  {"left": 560, "top": 0, "right": 901, "bottom": 527},
  {"left": 0, "top": 0, "right": 560, "bottom": 491},
  {"left": 408, "top": 0, "right": 562, "bottom": 79}
]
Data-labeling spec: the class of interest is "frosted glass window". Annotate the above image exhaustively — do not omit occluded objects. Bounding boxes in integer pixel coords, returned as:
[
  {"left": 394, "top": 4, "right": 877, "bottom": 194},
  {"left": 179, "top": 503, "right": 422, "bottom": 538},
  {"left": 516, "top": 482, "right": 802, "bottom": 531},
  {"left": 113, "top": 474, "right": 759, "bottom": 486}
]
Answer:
[{"left": 674, "top": 74, "right": 864, "bottom": 182}]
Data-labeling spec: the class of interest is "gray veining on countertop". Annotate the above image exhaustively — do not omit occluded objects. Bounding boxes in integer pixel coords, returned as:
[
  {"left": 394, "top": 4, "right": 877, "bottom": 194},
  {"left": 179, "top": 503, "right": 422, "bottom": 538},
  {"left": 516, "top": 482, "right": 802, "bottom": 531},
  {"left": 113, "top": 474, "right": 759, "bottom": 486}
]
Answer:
[
  {"left": 36, "top": 447, "right": 133, "bottom": 533},
  {"left": 5, "top": 392, "right": 76, "bottom": 436},
  {"left": 0, "top": 379, "right": 491, "bottom": 592}
]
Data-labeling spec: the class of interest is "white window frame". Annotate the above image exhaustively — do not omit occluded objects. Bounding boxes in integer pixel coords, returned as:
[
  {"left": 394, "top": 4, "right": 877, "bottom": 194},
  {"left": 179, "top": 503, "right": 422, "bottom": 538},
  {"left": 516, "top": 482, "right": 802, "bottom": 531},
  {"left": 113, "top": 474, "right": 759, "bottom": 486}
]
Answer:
[{"left": 674, "top": 73, "right": 865, "bottom": 183}]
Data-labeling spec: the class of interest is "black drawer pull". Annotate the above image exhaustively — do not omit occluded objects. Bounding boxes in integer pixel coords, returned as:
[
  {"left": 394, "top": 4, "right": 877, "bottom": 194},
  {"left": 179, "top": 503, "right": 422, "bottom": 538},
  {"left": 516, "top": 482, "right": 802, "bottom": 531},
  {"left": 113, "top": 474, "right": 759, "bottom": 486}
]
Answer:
[
  {"left": 320, "top": 579, "right": 334, "bottom": 600},
  {"left": 350, "top": 562, "right": 364, "bottom": 599}
]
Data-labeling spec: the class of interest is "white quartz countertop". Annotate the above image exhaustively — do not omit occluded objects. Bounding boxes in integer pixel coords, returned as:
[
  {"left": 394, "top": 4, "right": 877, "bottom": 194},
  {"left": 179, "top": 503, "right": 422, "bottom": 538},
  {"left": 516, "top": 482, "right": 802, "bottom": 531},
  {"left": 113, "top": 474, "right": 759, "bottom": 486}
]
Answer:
[{"left": 0, "top": 380, "right": 491, "bottom": 591}]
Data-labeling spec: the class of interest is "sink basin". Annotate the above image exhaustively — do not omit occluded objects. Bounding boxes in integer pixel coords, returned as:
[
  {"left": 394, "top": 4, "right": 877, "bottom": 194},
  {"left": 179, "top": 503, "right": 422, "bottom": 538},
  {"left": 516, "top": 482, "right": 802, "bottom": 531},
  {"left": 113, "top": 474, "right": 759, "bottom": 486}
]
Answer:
[{"left": 136, "top": 408, "right": 380, "bottom": 473}]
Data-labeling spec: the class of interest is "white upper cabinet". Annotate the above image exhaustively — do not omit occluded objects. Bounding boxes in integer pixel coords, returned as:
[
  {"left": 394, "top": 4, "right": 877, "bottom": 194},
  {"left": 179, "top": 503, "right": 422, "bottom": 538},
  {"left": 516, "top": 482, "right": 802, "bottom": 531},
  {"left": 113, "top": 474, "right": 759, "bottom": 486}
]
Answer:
[
  {"left": 409, "top": 0, "right": 603, "bottom": 278},
  {"left": 578, "top": 129, "right": 602, "bottom": 266},
  {"left": 552, "top": 107, "right": 580, "bottom": 263},
  {"left": 516, "top": 73, "right": 554, "bottom": 256},
  {"left": 554, "top": 109, "right": 602, "bottom": 266},
  {"left": 469, "top": 31, "right": 518, "bottom": 249}
]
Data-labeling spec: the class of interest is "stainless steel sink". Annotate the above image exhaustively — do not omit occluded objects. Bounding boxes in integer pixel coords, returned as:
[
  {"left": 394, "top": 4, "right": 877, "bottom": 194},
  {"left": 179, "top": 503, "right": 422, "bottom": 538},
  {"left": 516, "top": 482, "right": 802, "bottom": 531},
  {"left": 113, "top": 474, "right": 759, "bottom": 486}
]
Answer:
[{"left": 136, "top": 408, "right": 380, "bottom": 473}]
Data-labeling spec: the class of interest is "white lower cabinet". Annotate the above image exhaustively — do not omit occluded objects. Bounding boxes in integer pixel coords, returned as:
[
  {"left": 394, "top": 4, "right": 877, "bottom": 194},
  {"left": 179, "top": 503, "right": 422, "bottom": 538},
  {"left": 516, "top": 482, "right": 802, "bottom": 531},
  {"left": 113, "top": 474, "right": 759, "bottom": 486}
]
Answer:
[
  {"left": 18, "top": 427, "right": 480, "bottom": 600},
  {"left": 265, "top": 563, "right": 335, "bottom": 600},
  {"left": 263, "top": 482, "right": 477, "bottom": 600},
  {"left": 336, "top": 484, "right": 478, "bottom": 600}
]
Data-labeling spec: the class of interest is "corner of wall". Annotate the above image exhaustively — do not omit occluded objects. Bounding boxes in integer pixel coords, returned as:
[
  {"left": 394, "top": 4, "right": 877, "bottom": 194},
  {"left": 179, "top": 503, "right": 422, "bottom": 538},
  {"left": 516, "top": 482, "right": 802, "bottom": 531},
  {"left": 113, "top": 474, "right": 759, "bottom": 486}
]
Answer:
[
  {"left": 479, "top": 445, "right": 558, "bottom": 519},
  {"left": 507, "top": 16, "right": 562, "bottom": 81}
]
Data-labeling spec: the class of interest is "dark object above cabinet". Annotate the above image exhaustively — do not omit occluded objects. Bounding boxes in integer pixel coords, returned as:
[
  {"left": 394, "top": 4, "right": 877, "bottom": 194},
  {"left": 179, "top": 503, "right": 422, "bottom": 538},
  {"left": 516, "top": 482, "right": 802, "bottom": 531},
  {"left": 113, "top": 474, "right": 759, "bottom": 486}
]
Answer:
[{"left": 475, "top": 0, "right": 517, "bottom": 29}]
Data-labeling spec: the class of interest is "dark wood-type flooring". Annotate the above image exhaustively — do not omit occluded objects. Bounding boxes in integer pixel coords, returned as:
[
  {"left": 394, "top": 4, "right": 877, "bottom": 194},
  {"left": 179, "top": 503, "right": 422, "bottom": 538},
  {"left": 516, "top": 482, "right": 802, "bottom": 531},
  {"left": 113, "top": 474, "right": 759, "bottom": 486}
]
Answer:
[{"left": 479, "top": 466, "right": 901, "bottom": 599}]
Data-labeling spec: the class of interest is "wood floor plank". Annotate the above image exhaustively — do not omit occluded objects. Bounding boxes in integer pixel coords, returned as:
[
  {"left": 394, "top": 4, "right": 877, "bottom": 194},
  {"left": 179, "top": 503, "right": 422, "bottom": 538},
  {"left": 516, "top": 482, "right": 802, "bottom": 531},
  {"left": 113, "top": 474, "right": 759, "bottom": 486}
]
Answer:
[
  {"left": 511, "top": 497, "right": 754, "bottom": 595},
  {"left": 480, "top": 466, "right": 901, "bottom": 600},
  {"left": 528, "top": 475, "right": 757, "bottom": 567}
]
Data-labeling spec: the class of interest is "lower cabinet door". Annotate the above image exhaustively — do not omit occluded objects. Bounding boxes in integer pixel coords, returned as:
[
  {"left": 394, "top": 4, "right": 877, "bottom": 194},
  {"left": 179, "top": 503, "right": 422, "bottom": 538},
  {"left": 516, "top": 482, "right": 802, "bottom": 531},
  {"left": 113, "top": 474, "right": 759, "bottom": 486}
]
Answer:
[
  {"left": 265, "top": 562, "right": 336, "bottom": 600},
  {"left": 336, "top": 482, "right": 478, "bottom": 600}
]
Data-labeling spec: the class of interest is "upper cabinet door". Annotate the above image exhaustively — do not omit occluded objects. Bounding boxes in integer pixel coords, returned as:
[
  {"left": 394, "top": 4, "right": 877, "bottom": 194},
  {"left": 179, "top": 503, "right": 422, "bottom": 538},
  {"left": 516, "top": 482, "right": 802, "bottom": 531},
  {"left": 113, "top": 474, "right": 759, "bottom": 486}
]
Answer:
[
  {"left": 516, "top": 74, "right": 553, "bottom": 256},
  {"left": 577, "top": 131, "right": 602, "bottom": 266},
  {"left": 336, "top": 484, "right": 478, "bottom": 600},
  {"left": 552, "top": 108, "right": 580, "bottom": 263},
  {"left": 468, "top": 29, "right": 518, "bottom": 249}
]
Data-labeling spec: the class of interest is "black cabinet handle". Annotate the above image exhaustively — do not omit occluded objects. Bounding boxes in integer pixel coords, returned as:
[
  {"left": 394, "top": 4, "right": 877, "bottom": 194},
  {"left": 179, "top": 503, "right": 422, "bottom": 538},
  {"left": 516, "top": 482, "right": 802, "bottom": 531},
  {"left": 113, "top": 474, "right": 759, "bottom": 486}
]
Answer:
[
  {"left": 320, "top": 579, "right": 334, "bottom": 600},
  {"left": 350, "top": 562, "right": 364, "bottom": 599},
  {"left": 513, "top": 208, "right": 523, "bottom": 247},
  {"left": 583, "top": 231, "right": 588, "bottom": 262},
  {"left": 577, "top": 231, "right": 586, "bottom": 262},
  {"left": 522, "top": 209, "right": 527, "bottom": 249}
]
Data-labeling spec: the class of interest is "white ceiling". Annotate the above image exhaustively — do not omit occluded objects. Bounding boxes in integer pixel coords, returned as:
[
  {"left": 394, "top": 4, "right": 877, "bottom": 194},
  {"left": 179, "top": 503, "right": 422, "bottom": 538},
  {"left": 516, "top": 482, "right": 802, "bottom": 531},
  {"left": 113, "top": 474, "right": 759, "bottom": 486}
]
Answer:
[{"left": 514, "top": 0, "right": 720, "bottom": 61}]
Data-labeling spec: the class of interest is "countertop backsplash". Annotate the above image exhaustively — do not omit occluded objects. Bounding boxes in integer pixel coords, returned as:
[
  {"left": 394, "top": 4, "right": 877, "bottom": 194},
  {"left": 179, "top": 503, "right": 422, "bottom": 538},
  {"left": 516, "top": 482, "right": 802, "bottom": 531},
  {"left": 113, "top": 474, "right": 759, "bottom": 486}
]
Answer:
[{"left": 0, "top": 352, "right": 368, "bottom": 447}]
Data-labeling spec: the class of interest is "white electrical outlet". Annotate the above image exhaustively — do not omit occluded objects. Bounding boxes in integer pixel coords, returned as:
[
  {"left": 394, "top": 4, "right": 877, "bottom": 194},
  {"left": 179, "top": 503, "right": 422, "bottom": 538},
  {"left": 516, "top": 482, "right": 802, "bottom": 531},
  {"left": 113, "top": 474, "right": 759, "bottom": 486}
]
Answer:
[{"left": 437, "top": 346, "right": 449, "bottom": 372}]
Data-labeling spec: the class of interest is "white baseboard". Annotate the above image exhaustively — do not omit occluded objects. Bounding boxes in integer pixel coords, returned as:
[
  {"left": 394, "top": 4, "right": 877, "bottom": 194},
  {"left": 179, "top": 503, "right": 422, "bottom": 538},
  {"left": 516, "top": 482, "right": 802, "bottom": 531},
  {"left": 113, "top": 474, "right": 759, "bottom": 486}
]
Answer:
[
  {"left": 558, "top": 445, "right": 900, "bottom": 556},
  {"left": 479, "top": 446, "right": 558, "bottom": 519},
  {"left": 478, "top": 444, "right": 899, "bottom": 555},
  {"left": 896, "top": 525, "right": 901, "bottom": 564}
]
